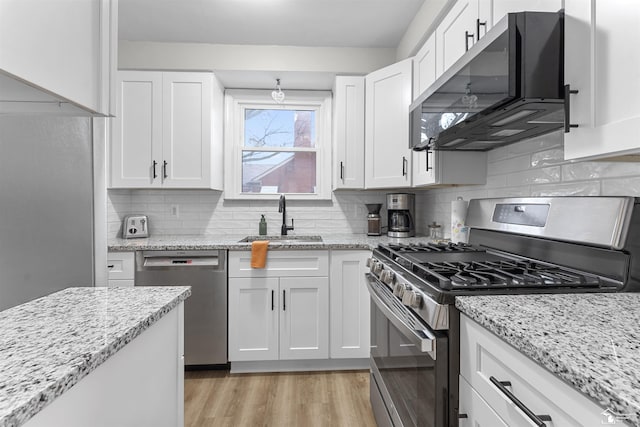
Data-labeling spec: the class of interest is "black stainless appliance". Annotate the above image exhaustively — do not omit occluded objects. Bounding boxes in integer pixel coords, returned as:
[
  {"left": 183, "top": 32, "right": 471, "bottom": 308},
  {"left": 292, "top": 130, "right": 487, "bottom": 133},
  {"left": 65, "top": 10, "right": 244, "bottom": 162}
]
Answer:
[
  {"left": 367, "top": 196, "right": 640, "bottom": 427},
  {"left": 387, "top": 193, "right": 415, "bottom": 238},
  {"left": 135, "top": 250, "right": 228, "bottom": 367},
  {"left": 410, "top": 11, "right": 565, "bottom": 152},
  {"left": 367, "top": 203, "right": 383, "bottom": 236}
]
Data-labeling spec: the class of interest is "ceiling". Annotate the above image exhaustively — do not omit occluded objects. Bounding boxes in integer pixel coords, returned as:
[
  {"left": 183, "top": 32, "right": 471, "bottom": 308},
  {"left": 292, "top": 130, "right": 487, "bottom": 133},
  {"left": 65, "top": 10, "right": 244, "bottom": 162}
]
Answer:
[{"left": 118, "top": 0, "right": 426, "bottom": 48}]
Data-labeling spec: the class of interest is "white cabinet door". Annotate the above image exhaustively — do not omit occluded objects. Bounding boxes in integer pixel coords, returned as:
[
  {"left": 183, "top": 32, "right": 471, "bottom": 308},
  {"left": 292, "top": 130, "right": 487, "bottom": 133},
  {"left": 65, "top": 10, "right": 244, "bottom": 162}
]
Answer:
[
  {"left": 162, "top": 73, "right": 213, "bottom": 188},
  {"left": 459, "top": 376, "right": 509, "bottom": 427},
  {"left": 333, "top": 76, "right": 365, "bottom": 190},
  {"left": 228, "top": 277, "right": 279, "bottom": 362},
  {"left": 564, "top": 0, "right": 640, "bottom": 160},
  {"left": 412, "top": 34, "right": 437, "bottom": 100},
  {"left": 111, "top": 71, "right": 222, "bottom": 189},
  {"left": 111, "top": 71, "right": 163, "bottom": 188},
  {"left": 365, "top": 58, "right": 413, "bottom": 189},
  {"left": 0, "top": 0, "right": 110, "bottom": 114},
  {"left": 412, "top": 33, "right": 438, "bottom": 187},
  {"left": 329, "top": 250, "right": 370, "bottom": 359},
  {"left": 436, "top": 0, "right": 479, "bottom": 76},
  {"left": 486, "top": 0, "right": 562, "bottom": 28},
  {"left": 279, "top": 277, "right": 329, "bottom": 360}
]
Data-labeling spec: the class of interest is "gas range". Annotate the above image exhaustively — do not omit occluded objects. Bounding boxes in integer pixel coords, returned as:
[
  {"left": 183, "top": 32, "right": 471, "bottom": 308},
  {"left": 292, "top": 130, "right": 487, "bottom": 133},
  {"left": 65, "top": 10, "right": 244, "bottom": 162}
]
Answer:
[
  {"left": 369, "top": 197, "right": 640, "bottom": 329},
  {"left": 367, "top": 196, "right": 640, "bottom": 427}
]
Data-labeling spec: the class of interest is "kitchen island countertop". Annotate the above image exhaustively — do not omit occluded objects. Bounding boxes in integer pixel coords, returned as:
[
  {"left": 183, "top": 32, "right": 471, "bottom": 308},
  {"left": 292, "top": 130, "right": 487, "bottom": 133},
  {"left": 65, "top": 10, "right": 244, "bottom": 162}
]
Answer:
[
  {"left": 107, "top": 233, "right": 434, "bottom": 251},
  {"left": 456, "top": 293, "right": 640, "bottom": 425},
  {"left": 0, "top": 286, "right": 191, "bottom": 427}
]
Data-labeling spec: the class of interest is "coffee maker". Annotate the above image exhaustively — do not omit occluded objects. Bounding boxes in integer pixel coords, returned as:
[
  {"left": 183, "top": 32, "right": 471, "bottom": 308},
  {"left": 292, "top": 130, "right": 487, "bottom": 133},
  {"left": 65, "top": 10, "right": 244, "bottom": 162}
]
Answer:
[
  {"left": 387, "top": 193, "right": 415, "bottom": 237},
  {"left": 365, "top": 203, "right": 382, "bottom": 236}
]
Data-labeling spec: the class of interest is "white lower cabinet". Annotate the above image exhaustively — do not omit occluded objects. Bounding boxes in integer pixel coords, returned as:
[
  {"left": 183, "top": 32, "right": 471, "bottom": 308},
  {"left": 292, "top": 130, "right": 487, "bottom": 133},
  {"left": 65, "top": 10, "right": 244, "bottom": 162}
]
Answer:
[
  {"left": 329, "top": 250, "right": 370, "bottom": 359},
  {"left": 106, "top": 251, "right": 134, "bottom": 287},
  {"left": 459, "top": 314, "right": 626, "bottom": 426},
  {"left": 228, "top": 251, "right": 329, "bottom": 362},
  {"left": 459, "top": 376, "right": 508, "bottom": 427}
]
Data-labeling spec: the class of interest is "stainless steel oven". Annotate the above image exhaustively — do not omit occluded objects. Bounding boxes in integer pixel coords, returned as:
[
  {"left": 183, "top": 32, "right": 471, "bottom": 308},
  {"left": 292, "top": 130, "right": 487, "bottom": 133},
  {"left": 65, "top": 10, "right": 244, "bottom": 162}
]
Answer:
[
  {"left": 366, "top": 196, "right": 640, "bottom": 427},
  {"left": 367, "top": 273, "right": 449, "bottom": 427}
]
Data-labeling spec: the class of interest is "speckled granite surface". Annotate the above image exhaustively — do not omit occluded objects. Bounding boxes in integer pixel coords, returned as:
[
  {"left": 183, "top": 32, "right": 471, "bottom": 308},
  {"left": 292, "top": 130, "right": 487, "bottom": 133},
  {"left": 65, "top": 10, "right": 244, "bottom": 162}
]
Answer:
[
  {"left": 456, "top": 293, "right": 640, "bottom": 425},
  {"left": 108, "top": 233, "right": 435, "bottom": 251},
  {"left": 0, "top": 286, "right": 191, "bottom": 427}
]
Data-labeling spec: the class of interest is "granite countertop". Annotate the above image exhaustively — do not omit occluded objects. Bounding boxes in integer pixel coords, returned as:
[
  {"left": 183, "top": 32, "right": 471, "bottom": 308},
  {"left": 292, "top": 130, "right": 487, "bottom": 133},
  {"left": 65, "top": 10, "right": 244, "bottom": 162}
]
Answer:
[
  {"left": 0, "top": 286, "right": 191, "bottom": 427},
  {"left": 107, "top": 233, "right": 435, "bottom": 251},
  {"left": 456, "top": 293, "right": 640, "bottom": 425}
]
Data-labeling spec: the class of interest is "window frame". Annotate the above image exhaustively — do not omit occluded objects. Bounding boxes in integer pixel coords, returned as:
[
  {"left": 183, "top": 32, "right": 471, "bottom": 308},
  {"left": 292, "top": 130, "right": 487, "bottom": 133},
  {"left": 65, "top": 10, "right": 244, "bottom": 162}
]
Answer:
[{"left": 223, "top": 89, "right": 332, "bottom": 200}]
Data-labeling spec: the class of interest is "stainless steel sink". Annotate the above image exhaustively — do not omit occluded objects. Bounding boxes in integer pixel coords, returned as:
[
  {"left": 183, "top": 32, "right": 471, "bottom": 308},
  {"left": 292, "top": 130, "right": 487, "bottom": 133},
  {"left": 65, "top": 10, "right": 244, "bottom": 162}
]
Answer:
[{"left": 239, "top": 235, "right": 323, "bottom": 243}]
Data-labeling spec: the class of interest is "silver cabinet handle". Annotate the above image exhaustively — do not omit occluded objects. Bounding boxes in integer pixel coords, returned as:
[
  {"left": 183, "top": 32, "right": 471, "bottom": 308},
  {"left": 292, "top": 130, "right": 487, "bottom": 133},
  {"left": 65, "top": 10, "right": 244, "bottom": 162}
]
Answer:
[
  {"left": 152, "top": 160, "right": 158, "bottom": 179},
  {"left": 489, "top": 376, "right": 552, "bottom": 427},
  {"left": 282, "top": 290, "right": 286, "bottom": 311},
  {"left": 163, "top": 160, "right": 168, "bottom": 179}
]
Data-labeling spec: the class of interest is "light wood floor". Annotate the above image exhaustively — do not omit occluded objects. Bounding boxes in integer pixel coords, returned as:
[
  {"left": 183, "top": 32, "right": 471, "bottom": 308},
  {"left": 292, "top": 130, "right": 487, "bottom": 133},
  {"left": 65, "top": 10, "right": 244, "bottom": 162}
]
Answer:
[{"left": 185, "top": 370, "right": 377, "bottom": 427}]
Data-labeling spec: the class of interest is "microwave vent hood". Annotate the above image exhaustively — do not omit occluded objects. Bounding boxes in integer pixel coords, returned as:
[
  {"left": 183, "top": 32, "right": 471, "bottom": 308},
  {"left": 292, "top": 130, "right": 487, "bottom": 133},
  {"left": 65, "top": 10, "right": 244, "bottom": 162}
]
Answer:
[{"left": 410, "top": 11, "right": 565, "bottom": 152}]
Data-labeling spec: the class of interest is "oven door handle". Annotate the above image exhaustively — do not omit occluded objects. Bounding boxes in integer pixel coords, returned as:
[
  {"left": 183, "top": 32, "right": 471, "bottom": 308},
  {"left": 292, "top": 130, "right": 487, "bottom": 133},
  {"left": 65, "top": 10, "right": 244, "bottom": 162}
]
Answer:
[{"left": 366, "top": 274, "right": 437, "bottom": 358}]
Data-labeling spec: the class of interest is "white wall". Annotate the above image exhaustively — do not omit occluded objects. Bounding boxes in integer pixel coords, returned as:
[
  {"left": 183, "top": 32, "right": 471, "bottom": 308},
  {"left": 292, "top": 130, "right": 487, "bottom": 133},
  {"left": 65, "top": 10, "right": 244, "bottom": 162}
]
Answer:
[
  {"left": 395, "top": 0, "right": 453, "bottom": 60},
  {"left": 415, "top": 130, "right": 640, "bottom": 237}
]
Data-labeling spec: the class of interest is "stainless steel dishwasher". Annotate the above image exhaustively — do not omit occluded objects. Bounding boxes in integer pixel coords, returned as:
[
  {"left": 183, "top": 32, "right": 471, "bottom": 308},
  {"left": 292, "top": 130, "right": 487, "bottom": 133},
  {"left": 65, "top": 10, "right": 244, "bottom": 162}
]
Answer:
[{"left": 135, "top": 250, "right": 227, "bottom": 367}]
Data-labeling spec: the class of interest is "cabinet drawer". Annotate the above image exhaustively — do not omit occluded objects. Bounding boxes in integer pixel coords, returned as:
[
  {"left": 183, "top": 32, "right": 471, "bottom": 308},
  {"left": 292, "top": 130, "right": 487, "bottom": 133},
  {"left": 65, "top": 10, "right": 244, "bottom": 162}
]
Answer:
[
  {"left": 228, "top": 250, "right": 329, "bottom": 278},
  {"left": 107, "top": 252, "right": 135, "bottom": 280},
  {"left": 460, "top": 314, "right": 618, "bottom": 427}
]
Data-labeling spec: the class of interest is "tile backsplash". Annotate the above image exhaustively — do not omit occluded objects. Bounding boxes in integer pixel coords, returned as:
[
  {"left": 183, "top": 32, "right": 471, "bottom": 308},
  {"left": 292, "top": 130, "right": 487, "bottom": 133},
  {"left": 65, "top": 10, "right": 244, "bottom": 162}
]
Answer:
[
  {"left": 108, "top": 189, "right": 391, "bottom": 238},
  {"left": 109, "top": 130, "right": 640, "bottom": 239},
  {"left": 415, "top": 130, "right": 640, "bottom": 237}
]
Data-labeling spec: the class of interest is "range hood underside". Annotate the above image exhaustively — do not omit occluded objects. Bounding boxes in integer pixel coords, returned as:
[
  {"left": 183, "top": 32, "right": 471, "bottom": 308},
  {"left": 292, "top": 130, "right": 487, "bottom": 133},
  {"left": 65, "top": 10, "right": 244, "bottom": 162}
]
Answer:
[{"left": 424, "top": 98, "right": 565, "bottom": 151}]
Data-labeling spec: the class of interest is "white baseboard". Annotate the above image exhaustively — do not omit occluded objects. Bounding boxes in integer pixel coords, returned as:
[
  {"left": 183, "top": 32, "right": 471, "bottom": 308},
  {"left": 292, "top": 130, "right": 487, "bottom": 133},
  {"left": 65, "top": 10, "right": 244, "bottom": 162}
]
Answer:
[{"left": 230, "top": 358, "right": 369, "bottom": 374}]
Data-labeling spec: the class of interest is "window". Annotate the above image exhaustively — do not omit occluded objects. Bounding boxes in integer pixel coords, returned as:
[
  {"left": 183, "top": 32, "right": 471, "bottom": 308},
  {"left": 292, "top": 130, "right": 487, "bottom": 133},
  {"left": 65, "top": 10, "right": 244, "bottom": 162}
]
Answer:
[{"left": 224, "top": 90, "right": 332, "bottom": 200}]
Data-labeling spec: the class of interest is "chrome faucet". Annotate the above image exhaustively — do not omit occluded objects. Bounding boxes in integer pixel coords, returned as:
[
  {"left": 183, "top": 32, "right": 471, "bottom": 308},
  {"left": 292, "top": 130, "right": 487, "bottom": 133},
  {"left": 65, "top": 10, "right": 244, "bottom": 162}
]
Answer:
[{"left": 278, "top": 194, "right": 294, "bottom": 236}]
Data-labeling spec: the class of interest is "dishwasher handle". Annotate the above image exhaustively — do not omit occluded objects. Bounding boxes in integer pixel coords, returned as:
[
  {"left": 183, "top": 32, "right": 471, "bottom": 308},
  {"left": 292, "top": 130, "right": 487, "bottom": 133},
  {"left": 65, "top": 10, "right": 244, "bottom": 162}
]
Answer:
[{"left": 137, "top": 250, "right": 226, "bottom": 271}]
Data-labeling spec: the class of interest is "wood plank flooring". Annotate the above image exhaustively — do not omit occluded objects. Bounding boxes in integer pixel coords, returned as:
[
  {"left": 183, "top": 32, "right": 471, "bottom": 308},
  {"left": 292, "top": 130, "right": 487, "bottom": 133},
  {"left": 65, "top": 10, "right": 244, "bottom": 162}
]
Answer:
[{"left": 185, "top": 370, "right": 377, "bottom": 427}]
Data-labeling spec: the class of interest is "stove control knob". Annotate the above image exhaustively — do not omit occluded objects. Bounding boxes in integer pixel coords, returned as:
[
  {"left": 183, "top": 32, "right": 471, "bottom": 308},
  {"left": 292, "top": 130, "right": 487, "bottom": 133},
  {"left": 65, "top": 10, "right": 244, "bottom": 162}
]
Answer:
[
  {"left": 372, "top": 262, "right": 383, "bottom": 276},
  {"left": 380, "top": 270, "right": 395, "bottom": 285},
  {"left": 366, "top": 258, "right": 374, "bottom": 268},
  {"left": 402, "top": 291, "right": 422, "bottom": 308},
  {"left": 393, "top": 282, "right": 405, "bottom": 297}
]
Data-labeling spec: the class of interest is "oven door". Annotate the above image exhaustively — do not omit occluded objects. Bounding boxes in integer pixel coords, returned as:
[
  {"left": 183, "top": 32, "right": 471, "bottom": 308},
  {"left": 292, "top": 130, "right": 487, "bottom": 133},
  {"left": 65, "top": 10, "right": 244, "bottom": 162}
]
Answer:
[{"left": 367, "top": 273, "right": 448, "bottom": 427}]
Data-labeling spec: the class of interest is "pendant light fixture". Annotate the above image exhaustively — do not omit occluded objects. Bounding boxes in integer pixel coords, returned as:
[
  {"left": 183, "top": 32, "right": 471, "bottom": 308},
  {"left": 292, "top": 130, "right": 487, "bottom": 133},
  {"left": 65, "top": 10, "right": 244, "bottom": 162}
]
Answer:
[{"left": 271, "top": 78, "right": 285, "bottom": 104}]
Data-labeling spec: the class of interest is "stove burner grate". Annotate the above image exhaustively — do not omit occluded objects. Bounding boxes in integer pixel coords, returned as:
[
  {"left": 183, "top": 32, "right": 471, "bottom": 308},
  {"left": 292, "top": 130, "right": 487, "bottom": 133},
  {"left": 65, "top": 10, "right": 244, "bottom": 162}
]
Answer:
[
  {"left": 387, "top": 242, "right": 481, "bottom": 253},
  {"left": 413, "top": 259, "right": 602, "bottom": 291}
]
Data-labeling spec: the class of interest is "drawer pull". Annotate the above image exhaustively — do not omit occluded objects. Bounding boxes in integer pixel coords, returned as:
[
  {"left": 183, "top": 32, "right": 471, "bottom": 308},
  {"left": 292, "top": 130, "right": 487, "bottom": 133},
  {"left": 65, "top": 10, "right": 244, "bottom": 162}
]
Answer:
[
  {"left": 107, "top": 265, "right": 115, "bottom": 269},
  {"left": 489, "top": 376, "right": 552, "bottom": 427}
]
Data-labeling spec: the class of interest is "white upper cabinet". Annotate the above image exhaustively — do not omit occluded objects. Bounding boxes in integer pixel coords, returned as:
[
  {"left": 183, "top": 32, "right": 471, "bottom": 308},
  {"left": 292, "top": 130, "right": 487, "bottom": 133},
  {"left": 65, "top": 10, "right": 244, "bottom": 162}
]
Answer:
[
  {"left": 110, "top": 71, "right": 223, "bottom": 189},
  {"left": 436, "top": 0, "right": 562, "bottom": 78},
  {"left": 0, "top": 0, "right": 115, "bottom": 115},
  {"left": 412, "top": 32, "right": 487, "bottom": 187},
  {"left": 436, "top": 0, "right": 479, "bottom": 76},
  {"left": 365, "top": 58, "right": 413, "bottom": 189},
  {"left": 564, "top": 0, "right": 640, "bottom": 160},
  {"left": 333, "top": 76, "right": 365, "bottom": 190}
]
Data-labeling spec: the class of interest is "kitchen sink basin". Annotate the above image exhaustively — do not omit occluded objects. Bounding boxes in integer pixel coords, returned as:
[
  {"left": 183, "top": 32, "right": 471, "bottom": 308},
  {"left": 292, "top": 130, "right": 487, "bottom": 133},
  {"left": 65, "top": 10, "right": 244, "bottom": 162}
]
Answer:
[{"left": 239, "top": 235, "right": 323, "bottom": 243}]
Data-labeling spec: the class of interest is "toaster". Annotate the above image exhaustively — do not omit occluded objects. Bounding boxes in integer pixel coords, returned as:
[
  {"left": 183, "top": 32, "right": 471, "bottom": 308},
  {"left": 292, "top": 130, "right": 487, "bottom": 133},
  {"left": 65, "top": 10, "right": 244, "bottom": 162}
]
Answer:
[{"left": 122, "top": 215, "right": 149, "bottom": 239}]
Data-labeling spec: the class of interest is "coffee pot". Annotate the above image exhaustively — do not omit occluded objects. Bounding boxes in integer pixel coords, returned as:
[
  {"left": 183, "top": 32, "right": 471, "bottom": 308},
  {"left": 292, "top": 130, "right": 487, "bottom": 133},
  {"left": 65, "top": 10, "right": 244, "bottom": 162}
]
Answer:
[{"left": 387, "top": 193, "right": 415, "bottom": 237}]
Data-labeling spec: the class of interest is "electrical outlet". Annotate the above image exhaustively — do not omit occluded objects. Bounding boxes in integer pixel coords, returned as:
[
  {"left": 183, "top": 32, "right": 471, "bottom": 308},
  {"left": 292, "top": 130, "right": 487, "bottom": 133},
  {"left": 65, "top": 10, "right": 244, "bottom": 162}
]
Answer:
[{"left": 170, "top": 204, "right": 179, "bottom": 218}]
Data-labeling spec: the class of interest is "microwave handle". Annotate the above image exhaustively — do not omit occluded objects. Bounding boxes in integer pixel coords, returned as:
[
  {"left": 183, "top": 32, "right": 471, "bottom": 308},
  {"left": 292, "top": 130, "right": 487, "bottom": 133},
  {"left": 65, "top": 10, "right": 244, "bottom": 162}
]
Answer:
[{"left": 366, "top": 274, "right": 437, "bottom": 358}]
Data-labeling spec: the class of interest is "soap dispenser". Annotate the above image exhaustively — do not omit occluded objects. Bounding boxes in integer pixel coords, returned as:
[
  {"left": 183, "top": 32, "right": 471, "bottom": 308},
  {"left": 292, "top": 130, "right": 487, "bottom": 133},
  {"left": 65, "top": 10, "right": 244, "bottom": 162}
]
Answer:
[{"left": 259, "top": 215, "right": 267, "bottom": 236}]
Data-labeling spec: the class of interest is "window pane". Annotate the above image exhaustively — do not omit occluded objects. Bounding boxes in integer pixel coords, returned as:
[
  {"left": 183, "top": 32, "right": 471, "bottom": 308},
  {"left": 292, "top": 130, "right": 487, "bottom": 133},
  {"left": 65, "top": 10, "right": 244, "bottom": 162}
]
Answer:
[
  {"left": 244, "top": 109, "right": 316, "bottom": 148},
  {"left": 242, "top": 151, "right": 317, "bottom": 193}
]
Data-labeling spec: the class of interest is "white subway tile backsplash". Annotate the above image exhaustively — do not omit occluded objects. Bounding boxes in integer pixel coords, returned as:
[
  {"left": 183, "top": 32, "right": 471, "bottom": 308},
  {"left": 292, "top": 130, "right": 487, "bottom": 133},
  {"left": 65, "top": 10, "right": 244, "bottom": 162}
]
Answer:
[
  {"left": 506, "top": 166, "right": 561, "bottom": 186},
  {"left": 530, "top": 181, "right": 600, "bottom": 196},
  {"left": 530, "top": 148, "right": 564, "bottom": 168},
  {"left": 601, "top": 177, "right": 640, "bottom": 196},
  {"left": 487, "top": 154, "right": 531, "bottom": 176}
]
